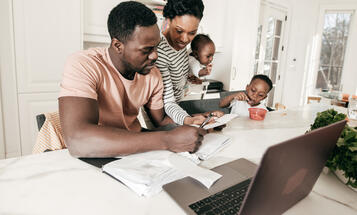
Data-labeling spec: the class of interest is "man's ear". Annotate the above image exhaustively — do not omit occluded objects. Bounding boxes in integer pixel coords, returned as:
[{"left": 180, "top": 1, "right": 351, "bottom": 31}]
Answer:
[
  {"left": 245, "top": 84, "right": 249, "bottom": 91},
  {"left": 111, "top": 38, "right": 124, "bottom": 54}
]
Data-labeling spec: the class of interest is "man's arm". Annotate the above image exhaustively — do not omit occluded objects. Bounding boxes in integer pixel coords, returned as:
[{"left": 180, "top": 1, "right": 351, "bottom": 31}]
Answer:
[
  {"left": 59, "top": 97, "right": 206, "bottom": 158},
  {"left": 145, "top": 107, "right": 174, "bottom": 127}
]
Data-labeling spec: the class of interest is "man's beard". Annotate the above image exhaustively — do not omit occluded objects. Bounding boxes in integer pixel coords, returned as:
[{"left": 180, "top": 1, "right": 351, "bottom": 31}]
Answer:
[{"left": 121, "top": 60, "right": 145, "bottom": 80}]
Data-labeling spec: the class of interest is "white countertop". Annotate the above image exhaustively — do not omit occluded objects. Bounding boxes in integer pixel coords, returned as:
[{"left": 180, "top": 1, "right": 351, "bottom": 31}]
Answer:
[{"left": 1, "top": 104, "right": 356, "bottom": 215}]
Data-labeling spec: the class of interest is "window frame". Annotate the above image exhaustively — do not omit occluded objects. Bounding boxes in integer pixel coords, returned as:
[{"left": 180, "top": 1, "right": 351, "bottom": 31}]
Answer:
[{"left": 308, "top": 5, "right": 356, "bottom": 97}]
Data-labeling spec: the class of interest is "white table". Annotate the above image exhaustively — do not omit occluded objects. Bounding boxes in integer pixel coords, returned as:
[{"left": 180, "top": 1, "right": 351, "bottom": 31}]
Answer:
[{"left": 1, "top": 105, "right": 356, "bottom": 215}]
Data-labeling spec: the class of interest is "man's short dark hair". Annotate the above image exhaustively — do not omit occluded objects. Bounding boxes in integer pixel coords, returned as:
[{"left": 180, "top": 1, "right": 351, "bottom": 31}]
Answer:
[
  {"left": 163, "top": 0, "right": 204, "bottom": 20},
  {"left": 251, "top": 74, "right": 273, "bottom": 91},
  {"left": 190, "top": 34, "right": 214, "bottom": 53},
  {"left": 107, "top": 1, "right": 157, "bottom": 43}
]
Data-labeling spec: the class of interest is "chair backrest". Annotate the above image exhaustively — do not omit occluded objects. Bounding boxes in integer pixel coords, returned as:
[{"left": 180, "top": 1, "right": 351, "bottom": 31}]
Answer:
[
  {"left": 307, "top": 96, "right": 321, "bottom": 104},
  {"left": 33, "top": 112, "right": 65, "bottom": 153},
  {"left": 274, "top": 103, "right": 286, "bottom": 110},
  {"left": 178, "top": 91, "right": 244, "bottom": 115},
  {"left": 36, "top": 114, "right": 46, "bottom": 131},
  {"left": 179, "top": 98, "right": 230, "bottom": 115}
]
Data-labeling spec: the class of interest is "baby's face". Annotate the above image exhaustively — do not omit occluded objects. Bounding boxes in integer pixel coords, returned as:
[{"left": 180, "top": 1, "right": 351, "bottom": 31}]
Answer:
[
  {"left": 246, "top": 79, "right": 270, "bottom": 106},
  {"left": 197, "top": 43, "right": 215, "bottom": 66}
]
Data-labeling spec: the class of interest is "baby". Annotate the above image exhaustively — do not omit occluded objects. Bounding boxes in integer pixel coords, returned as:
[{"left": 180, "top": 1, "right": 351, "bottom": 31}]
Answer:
[
  {"left": 219, "top": 74, "right": 273, "bottom": 117},
  {"left": 188, "top": 34, "right": 215, "bottom": 83}
]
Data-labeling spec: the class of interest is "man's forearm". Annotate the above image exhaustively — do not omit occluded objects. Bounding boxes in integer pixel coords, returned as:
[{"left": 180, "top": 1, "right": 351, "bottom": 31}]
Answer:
[{"left": 64, "top": 124, "right": 168, "bottom": 157}]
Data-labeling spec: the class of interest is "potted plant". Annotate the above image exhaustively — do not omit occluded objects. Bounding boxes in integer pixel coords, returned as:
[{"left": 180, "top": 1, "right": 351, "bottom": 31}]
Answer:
[{"left": 308, "top": 109, "right": 357, "bottom": 190}]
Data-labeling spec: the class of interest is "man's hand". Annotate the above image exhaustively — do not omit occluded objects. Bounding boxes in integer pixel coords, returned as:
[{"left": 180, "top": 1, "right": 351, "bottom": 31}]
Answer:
[{"left": 165, "top": 126, "right": 207, "bottom": 153}]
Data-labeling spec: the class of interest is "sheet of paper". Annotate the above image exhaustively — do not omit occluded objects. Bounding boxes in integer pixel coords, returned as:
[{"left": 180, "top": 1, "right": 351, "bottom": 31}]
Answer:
[
  {"left": 204, "top": 114, "right": 238, "bottom": 129},
  {"left": 203, "top": 93, "right": 220, "bottom": 99},
  {"left": 195, "top": 133, "right": 231, "bottom": 160},
  {"left": 168, "top": 153, "right": 222, "bottom": 189}
]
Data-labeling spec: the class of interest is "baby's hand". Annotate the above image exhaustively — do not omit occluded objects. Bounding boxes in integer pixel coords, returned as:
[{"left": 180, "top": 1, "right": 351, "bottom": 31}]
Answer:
[
  {"left": 233, "top": 92, "right": 250, "bottom": 101},
  {"left": 206, "top": 64, "right": 212, "bottom": 75},
  {"left": 199, "top": 64, "right": 212, "bottom": 77}
]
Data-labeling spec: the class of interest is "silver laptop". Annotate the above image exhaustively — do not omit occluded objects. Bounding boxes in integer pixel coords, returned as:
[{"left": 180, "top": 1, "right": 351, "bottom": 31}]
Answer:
[{"left": 163, "top": 120, "right": 346, "bottom": 215}]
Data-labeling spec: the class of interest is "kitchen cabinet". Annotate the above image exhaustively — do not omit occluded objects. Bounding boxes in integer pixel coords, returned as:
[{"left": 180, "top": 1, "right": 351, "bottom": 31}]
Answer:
[
  {"left": 84, "top": 0, "right": 166, "bottom": 44},
  {"left": 0, "top": 0, "right": 82, "bottom": 157}
]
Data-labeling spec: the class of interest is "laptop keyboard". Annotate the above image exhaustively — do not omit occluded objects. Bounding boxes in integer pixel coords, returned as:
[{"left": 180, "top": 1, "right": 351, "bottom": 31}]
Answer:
[{"left": 188, "top": 178, "right": 251, "bottom": 215}]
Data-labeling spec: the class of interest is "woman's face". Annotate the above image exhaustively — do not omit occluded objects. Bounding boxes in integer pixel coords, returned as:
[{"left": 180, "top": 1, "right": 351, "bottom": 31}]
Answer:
[{"left": 165, "top": 15, "right": 200, "bottom": 50}]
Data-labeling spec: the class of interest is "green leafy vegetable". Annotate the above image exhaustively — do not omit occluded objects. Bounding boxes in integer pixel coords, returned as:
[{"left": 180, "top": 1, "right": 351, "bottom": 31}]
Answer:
[{"left": 309, "top": 109, "right": 357, "bottom": 188}]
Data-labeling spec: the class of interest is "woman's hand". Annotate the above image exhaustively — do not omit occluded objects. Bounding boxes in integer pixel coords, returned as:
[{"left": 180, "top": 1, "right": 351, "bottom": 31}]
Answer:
[
  {"left": 184, "top": 115, "right": 207, "bottom": 125},
  {"left": 187, "top": 74, "right": 203, "bottom": 84},
  {"left": 204, "top": 110, "right": 224, "bottom": 118},
  {"left": 185, "top": 110, "right": 225, "bottom": 126}
]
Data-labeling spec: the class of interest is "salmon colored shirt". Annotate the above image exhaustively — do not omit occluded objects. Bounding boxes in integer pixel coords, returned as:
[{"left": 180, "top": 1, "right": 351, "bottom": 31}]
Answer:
[{"left": 59, "top": 47, "right": 164, "bottom": 132}]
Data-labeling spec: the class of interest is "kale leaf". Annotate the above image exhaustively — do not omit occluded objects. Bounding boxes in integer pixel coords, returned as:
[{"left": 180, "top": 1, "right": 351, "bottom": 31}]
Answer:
[{"left": 309, "top": 109, "right": 357, "bottom": 188}]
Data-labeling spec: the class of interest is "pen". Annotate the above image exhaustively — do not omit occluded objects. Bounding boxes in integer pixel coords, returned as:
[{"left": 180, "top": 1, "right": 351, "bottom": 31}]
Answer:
[
  {"left": 201, "top": 85, "right": 206, "bottom": 100},
  {"left": 199, "top": 113, "right": 213, "bottom": 128}
]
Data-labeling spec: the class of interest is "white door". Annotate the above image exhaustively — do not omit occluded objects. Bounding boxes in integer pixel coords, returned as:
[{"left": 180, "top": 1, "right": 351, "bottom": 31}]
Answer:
[{"left": 254, "top": 3, "right": 287, "bottom": 108}]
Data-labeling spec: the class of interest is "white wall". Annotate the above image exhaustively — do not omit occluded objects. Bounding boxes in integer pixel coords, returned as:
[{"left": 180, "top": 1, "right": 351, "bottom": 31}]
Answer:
[
  {"left": 0, "top": 64, "right": 4, "bottom": 159},
  {"left": 202, "top": 0, "right": 237, "bottom": 90},
  {"left": 203, "top": 0, "right": 261, "bottom": 91},
  {"left": 0, "top": 0, "right": 22, "bottom": 158}
]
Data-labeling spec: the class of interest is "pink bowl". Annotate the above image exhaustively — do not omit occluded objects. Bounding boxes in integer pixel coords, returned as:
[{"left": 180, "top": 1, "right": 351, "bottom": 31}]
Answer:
[{"left": 248, "top": 108, "right": 267, "bottom": 120}]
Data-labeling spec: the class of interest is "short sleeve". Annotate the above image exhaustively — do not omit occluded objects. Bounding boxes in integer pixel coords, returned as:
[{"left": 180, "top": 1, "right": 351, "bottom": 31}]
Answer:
[
  {"left": 145, "top": 67, "right": 164, "bottom": 110},
  {"left": 59, "top": 53, "right": 100, "bottom": 100}
]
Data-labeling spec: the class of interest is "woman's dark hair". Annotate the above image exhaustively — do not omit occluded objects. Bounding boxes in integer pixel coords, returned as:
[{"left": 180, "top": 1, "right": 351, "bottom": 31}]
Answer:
[
  {"left": 107, "top": 1, "right": 157, "bottom": 43},
  {"left": 190, "top": 34, "right": 214, "bottom": 53},
  {"left": 163, "top": 0, "right": 204, "bottom": 20},
  {"left": 251, "top": 74, "right": 273, "bottom": 92}
]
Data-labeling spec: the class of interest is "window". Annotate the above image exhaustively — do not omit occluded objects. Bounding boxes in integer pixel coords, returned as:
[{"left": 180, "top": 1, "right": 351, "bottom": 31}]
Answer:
[{"left": 315, "top": 11, "right": 353, "bottom": 91}]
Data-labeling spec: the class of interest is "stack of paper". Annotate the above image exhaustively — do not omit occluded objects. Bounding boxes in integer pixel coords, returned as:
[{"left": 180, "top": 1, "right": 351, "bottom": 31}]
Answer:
[
  {"left": 195, "top": 133, "right": 231, "bottom": 160},
  {"left": 103, "top": 151, "right": 182, "bottom": 196},
  {"left": 102, "top": 133, "right": 231, "bottom": 197}
]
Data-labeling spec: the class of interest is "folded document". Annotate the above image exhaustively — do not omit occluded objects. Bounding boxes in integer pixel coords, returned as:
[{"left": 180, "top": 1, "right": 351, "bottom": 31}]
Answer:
[{"left": 102, "top": 133, "right": 231, "bottom": 196}]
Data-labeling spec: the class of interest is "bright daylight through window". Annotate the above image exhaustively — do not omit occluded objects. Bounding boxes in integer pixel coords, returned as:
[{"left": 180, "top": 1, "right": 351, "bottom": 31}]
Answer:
[{"left": 316, "top": 12, "right": 353, "bottom": 91}]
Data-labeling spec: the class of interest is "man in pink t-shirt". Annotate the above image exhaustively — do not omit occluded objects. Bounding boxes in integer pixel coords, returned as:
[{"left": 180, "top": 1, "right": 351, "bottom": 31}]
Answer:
[{"left": 59, "top": 1, "right": 206, "bottom": 157}]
